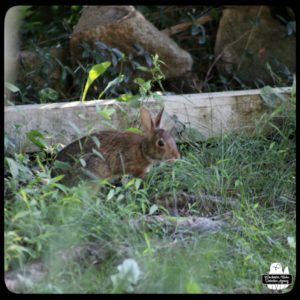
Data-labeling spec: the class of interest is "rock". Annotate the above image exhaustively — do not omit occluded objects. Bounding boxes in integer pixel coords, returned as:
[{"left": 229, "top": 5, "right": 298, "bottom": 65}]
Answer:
[
  {"left": 70, "top": 6, "right": 193, "bottom": 79},
  {"left": 164, "top": 71, "right": 202, "bottom": 94},
  {"left": 16, "top": 46, "right": 68, "bottom": 94},
  {"left": 140, "top": 215, "right": 228, "bottom": 233},
  {"left": 5, "top": 261, "right": 46, "bottom": 293},
  {"left": 214, "top": 6, "right": 295, "bottom": 85}
]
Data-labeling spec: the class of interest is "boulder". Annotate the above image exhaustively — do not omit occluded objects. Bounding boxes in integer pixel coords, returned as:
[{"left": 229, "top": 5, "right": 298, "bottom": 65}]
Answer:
[
  {"left": 70, "top": 6, "right": 193, "bottom": 79},
  {"left": 214, "top": 6, "right": 295, "bottom": 85},
  {"left": 16, "top": 46, "right": 68, "bottom": 94}
]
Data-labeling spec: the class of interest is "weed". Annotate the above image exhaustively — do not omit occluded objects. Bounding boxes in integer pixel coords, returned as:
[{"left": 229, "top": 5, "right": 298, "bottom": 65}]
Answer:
[{"left": 4, "top": 92, "right": 295, "bottom": 293}]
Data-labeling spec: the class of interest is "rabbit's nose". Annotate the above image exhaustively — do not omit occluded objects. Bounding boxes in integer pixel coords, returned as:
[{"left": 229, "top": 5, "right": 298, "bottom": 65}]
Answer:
[
  {"left": 167, "top": 159, "right": 177, "bottom": 164},
  {"left": 173, "top": 151, "right": 180, "bottom": 160},
  {"left": 168, "top": 152, "right": 180, "bottom": 162}
]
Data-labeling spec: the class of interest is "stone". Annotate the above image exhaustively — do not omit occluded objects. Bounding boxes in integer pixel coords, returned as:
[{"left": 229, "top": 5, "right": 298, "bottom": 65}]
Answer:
[
  {"left": 70, "top": 6, "right": 193, "bottom": 79},
  {"left": 214, "top": 6, "right": 295, "bottom": 85}
]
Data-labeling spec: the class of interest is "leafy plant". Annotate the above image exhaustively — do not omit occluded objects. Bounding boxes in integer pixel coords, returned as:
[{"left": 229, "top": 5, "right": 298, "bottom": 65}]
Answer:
[
  {"left": 26, "top": 130, "right": 47, "bottom": 150},
  {"left": 38, "top": 88, "right": 59, "bottom": 103},
  {"left": 135, "top": 53, "right": 166, "bottom": 99},
  {"left": 81, "top": 62, "right": 111, "bottom": 102}
]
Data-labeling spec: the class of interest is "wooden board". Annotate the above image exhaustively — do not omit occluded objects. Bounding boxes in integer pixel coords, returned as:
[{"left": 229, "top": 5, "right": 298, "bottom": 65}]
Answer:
[{"left": 4, "top": 88, "right": 291, "bottom": 152}]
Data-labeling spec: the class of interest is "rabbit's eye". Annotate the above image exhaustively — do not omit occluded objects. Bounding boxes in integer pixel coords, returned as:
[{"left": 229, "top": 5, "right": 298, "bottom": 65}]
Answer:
[{"left": 157, "top": 139, "right": 165, "bottom": 147}]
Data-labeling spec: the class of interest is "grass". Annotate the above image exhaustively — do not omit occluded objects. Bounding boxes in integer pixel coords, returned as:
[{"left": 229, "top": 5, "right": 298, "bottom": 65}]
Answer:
[{"left": 4, "top": 97, "right": 295, "bottom": 294}]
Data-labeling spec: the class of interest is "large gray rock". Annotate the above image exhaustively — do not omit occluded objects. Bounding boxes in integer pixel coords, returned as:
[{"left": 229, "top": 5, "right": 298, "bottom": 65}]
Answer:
[
  {"left": 214, "top": 6, "right": 295, "bottom": 85},
  {"left": 70, "top": 6, "right": 193, "bottom": 79}
]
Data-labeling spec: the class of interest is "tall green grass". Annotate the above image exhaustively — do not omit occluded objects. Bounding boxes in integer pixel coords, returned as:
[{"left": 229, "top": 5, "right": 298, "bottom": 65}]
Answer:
[{"left": 5, "top": 97, "right": 295, "bottom": 293}]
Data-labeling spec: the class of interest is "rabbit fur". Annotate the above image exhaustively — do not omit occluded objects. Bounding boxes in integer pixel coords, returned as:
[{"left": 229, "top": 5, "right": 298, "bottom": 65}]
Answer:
[{"left": 54, "top": 106, "right": 180, "bottom": 185}]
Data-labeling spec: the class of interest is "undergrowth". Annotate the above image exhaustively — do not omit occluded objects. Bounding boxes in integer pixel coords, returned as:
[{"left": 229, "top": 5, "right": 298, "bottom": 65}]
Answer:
[{"left": 4, "top": 96, "right": 295, "bottom": 293}]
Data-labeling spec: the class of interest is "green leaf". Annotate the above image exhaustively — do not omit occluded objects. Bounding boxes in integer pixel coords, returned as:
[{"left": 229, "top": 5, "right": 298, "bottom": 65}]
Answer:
[
  {"left": 270, "top": 105, "right": 283, "bottom": 118},
  {"left": 98, "top": 107, "right": 115, "bottom": 120},
  {"left": 152, "top": 91, "right": 165, "bottom": 102},
  {"left": 291, "top": 74, "right": 296, "bottom": 98},
  {"left": 149, "top": 204, "right": 158, "bottom": 215},
  {"left": 91, "top": 136, "right": 101, "bottom": 148},
  {"left": 92, "top": 148, "right": 105, "bottom": 160},
  {"left": 287, "top": 236, "right": 295, "bottom": 249},
  {"left": 26, "top": 130, "right": 46, "bottom": 150},
  {"left": 126, "top": 127, "right": 142, "bottom": 134},
  {"left": 5, "top": 157, "right": 19, "bottom": 179},
  {"left": 260, "top": 86, "right": 286, "bottom": 108},
  {"left": 134, "top": 178, "right": 142, "bottom": 190},
  {"left": 129, "top": 98, "right": 141, "bottom": 108},
  {"left": 81, "top": 168, "right": 99, "bottom": 180},
  {"left": 145, "top": 53, "right": 153, "bottom": 67},
  {"left": 5, "top": 82, "right": 21, "bottom": 93},
  {"left": 185, "top": 281, "right": 202, "bottom": 294},
  {"left": 12, "top": 211, "right": 30, "bottom": 221},
  {"left": 253, "top": 203, "right": 259, "bottom": 209},
  {"left": 287, "top": 21, "right": 296, "bottom": 36},
  {"left": 81, "top": 62, "right": 111, "bottom": 102},
  {"left": 79, "top": 158, "right": 86, "bottom": 167},
  {"left": 38, "top": 88, "right": 59, "bottom": 102},
  {"left": 116, "top": 93, "right": 135, "bottom": 102},
  {"left": 134, "top": 77, "right": 145, "bottom": 85},
  {"left": 53, "top": 160, "right": 71, "bottom": 170},
  {"left": 49, "top": 174, "right": 65, "bottom": 183},
  {"left": 183, "top": 127, "right": 206, "bottom": 142},
  {"left": 54, "top": 183, "right": 68, "bottom": 194},
  {"left": 68, "top": 120, "right": 82, "bottom": 135},
  {"left": 117, "top": 194, "right": 125, "bottom": 202},
  {"left": 106, "top": 189, "right": 115, "bottom": 201},
  {"left": 191, "top": 24, "right": 201, "bottom": 35},
  {"left": 136, "top": 66, "right": 151, "bottom": 73},
  {"left": 125, "top": 179, "right": 135, "bottom": 189},
  {"left": 98, "top": 74, "right": 124, "bottom": 99}
]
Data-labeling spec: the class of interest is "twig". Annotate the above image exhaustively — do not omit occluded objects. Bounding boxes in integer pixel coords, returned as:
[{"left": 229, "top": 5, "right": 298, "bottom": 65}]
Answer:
[
  {"left": 161, "top": 15, "right": 212, "bottom": 36},
  {"left": 203, "top": 29, "right": 251, "bottom": 87},
  {"left": 237, "top": 6, "right": 263, "bottom": 70}
]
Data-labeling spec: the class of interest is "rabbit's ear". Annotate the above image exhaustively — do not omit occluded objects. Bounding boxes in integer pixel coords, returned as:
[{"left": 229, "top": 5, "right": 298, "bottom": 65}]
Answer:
[
  {"left": 140, "top": 106, "right": 154, "bottom": 133},
  {"left": 155, "top": 107, "right": 164, "bottom": 128}
]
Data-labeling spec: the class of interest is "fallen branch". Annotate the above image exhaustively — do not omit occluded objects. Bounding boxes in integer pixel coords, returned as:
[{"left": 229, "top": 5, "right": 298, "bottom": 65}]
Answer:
[
  {"left": 140, "top": 214, "right": 229, "bottom": 233},
  {"left": 153, "top": 191, "right": 237, "bottom": 210},
  {"left": 203, "top": 29, "right": 251, "bottom": 88},
  {"left": 161, "top": 15, "right": 212, "bottom": 36}
]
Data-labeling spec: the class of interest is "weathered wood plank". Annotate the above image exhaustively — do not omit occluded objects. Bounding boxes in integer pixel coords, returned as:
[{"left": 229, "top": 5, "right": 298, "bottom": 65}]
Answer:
[{"left": 4, "top": 88, "right": 291, "bottom": 152}]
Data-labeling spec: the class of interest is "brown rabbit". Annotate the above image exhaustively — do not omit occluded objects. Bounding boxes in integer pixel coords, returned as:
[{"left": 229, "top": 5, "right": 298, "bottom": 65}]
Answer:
[{"left": 54, "top": 106, "right": 180, "bottom": 185}]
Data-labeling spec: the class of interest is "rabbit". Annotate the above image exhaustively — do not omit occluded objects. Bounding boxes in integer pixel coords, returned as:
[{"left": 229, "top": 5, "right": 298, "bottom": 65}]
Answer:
[{"left": 53, "top": 106, "right": 180, "bottom": 185}]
